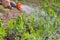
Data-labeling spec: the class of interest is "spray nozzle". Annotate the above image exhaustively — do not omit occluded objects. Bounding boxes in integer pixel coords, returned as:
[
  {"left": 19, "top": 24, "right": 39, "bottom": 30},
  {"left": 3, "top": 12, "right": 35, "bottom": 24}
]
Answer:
[{"left": 17, "top": 3, "right": 22, "bottom": 10}]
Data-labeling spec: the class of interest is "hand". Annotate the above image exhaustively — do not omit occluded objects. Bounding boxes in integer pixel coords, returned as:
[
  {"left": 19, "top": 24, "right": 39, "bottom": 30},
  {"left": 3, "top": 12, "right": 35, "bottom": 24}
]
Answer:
[{"left": 1, "top": 0, "right": 16, "bottom": 9}]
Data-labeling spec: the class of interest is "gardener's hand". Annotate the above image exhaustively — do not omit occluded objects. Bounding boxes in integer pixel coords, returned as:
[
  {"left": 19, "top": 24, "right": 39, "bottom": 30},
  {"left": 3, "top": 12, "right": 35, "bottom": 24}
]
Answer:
[{"left": 1, "top": 0, "right": 16, "bottom": 9}]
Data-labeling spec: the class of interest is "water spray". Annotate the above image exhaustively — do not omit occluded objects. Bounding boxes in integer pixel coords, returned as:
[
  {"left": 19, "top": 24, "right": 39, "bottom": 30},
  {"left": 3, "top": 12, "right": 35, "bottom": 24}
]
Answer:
[{"left": 0, "top": 2, "right": 48, "bottom": 24}]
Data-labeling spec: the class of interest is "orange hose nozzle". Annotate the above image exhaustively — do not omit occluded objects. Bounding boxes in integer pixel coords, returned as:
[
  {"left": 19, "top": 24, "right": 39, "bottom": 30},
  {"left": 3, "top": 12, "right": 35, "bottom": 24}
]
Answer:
[{"left": 17, "top": 3, "right": 22, "bottom": 10}]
